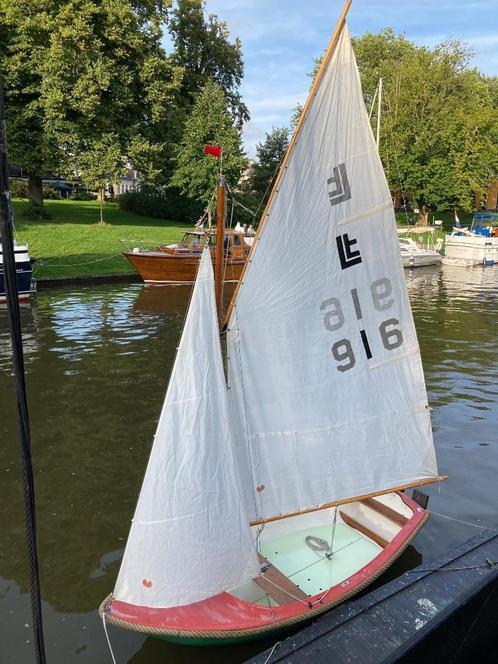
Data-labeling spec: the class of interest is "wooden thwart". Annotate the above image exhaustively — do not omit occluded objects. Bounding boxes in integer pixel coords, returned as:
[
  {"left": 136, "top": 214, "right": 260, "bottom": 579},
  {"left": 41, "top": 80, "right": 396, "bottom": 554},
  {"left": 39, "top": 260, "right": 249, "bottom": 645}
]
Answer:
[
  {"left": 360, "top": 497, "right": 409, "bottom": 527},
  {"left": 339, "top": 511, "right": 389, "bottom": 548},
  {"left": 255, "top": 553, "right": 309, "bottom": 606}
]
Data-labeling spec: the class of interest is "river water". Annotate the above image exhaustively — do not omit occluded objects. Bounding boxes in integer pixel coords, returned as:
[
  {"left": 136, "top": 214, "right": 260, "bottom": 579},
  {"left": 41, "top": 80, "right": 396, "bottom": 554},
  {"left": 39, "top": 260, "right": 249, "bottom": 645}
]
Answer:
[{"left": 1, "top": 265, "right": 497, "bottom": 664}]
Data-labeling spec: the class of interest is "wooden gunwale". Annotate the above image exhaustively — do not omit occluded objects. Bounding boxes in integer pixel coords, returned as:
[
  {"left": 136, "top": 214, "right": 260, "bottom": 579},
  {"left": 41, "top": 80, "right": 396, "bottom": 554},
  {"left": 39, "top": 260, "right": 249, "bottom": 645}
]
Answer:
[
  {"left": 223, "top": 0, "right": 353, "bottom": 327},
  {"left": 249, "top": 475, "right": 447, "bottom": 527}
]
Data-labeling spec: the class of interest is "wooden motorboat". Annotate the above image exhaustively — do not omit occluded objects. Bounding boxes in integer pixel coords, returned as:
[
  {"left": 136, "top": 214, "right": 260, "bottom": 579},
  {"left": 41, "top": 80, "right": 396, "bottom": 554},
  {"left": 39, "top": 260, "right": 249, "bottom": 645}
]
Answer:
[
  {"left": 100, "top": 0, "right": 445, "bottom": 647},
  {"left": 123, "top": 229, "right": 253, "bottom": 284}
]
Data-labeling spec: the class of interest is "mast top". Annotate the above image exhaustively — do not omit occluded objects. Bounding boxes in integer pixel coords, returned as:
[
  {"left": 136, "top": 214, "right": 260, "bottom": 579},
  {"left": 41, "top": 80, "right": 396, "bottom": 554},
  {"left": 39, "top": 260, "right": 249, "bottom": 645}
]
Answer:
[{"left": 224, "top": 0, "right": 352, "bottom": 327}]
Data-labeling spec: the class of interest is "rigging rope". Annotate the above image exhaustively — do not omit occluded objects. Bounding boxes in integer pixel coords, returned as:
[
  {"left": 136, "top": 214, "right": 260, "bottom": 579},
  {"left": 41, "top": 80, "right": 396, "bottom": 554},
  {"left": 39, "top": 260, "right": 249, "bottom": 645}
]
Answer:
[{"left": 329, "top": 507, "right": 338, "bottom": 556}]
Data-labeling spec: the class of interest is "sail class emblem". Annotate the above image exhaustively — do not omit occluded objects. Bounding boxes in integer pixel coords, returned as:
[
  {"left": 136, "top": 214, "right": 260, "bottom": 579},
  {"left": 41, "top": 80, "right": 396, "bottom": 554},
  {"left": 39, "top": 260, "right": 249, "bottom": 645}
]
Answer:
[
  {"left": 327, "top": 163, "right": 351, "bottom": 206},
  {"left": 336, "top": 233, "right": 362, "bottom": 269}
]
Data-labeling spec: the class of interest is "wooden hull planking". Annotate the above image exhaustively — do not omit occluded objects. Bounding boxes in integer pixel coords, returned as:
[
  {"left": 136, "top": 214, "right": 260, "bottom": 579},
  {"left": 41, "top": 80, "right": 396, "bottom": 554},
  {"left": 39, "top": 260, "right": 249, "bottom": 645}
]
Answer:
[{"left": 123, "top": 251, "right": 245, "bottom": 285}]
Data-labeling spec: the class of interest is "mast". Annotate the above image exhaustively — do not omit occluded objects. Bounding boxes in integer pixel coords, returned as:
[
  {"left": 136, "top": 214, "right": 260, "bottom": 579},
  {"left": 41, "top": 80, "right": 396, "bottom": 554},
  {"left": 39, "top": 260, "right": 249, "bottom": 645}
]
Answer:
[
  {"left": 215, "top": 175, "right": 226, "bottom": 325},
  {"left": 376, "top": 77, "right": 382, "bottom": 148},
  {"left": 224, "top": 0, "right": 352, "bottom": 327}
]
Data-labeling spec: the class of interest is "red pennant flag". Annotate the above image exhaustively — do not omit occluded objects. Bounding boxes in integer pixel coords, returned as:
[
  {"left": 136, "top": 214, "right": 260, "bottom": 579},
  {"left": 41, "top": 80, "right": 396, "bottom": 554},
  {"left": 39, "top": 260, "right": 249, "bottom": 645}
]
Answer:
[{"left": 203, "top": 145, "right": 222, "bottom": 159}]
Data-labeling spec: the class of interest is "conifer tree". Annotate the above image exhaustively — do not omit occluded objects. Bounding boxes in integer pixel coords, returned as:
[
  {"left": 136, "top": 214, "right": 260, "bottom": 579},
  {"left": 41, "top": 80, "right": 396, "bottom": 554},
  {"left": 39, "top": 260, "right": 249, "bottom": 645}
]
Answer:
[{"left": 171, "top": 80, "right": 246, "bottom": 204}]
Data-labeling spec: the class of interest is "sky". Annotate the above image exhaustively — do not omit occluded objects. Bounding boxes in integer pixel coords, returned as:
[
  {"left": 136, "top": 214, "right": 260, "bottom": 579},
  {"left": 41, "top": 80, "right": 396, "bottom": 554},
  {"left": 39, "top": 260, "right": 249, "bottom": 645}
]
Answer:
[{"left": 196, "top": 0, "right": 498, "bottom": 157}]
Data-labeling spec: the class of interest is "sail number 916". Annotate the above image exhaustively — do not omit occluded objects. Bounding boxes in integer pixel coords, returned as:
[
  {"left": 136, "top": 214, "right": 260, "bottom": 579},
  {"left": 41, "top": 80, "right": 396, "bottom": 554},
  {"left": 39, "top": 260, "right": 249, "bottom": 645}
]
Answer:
[{"left": 320, "top": 278, "right": 403, "bottom": 372}]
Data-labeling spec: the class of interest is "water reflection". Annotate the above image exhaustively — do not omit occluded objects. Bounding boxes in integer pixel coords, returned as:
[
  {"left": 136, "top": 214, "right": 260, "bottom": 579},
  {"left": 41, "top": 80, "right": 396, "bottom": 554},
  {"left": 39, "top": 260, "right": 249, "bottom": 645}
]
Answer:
[{"left": 0, "top": 268, "right": 497, "bottom": 663}]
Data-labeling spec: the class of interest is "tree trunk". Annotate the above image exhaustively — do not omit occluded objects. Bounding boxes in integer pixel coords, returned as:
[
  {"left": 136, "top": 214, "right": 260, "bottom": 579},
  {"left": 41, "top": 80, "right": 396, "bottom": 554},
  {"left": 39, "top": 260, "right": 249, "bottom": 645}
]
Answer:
[
  {"left": 417, "top": 204, "right": 429, "bottom": 226},
  {"left": 27, "top": 174, "right": 43, "bottom": 208},
  {"left": 99, "top": 188, "right": 104, "bottom": 225}
]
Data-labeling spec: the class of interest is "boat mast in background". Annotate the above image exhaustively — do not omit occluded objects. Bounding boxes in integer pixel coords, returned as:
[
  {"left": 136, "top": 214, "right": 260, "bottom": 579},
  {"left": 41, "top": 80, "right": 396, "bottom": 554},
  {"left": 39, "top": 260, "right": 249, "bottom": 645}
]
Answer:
[
  {"left": 368, "top": 77, "right": 383, "bottom": 148},
  {"left": 376, "top": 77, "right": 382, "bottom": 148},
  {"left": 215, "top": 173, "right": 226, "bottom": 325}
]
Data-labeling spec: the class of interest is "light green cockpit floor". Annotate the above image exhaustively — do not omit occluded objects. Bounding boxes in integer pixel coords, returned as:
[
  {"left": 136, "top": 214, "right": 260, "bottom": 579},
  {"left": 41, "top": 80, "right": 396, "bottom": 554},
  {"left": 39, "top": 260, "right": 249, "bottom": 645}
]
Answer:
[{"left": 257, "top": 523, "right": 382, "bottom": 604}]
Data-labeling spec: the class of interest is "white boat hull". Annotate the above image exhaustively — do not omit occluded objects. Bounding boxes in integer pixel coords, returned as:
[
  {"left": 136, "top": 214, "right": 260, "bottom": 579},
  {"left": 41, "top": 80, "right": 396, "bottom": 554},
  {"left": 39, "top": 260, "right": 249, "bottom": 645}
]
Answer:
[
  {"left": 401, "top": 252, "right": 442, "bottom": 268},
  {"left": 399, "top": 238, "right": 442, "bottom": 268},
  {"left": 444, "top": 233, "right": 498, "bottom": 265}
]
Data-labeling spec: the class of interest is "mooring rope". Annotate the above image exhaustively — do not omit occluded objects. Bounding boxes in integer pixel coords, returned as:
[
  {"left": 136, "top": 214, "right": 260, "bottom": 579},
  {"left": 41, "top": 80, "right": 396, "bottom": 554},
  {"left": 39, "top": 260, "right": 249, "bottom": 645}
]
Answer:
[
  {"left": 37, "top": 253, "right": 123, "bottom": 268},
  {"left": 405, "top": 559, "right": 498, "bottom": 574},
  {"left": 263, "top": 640, "right": 282, "bottom": 664},
  {"left": 102, "top": 612, "right": 118, "bottom": 664},
  {"left": 430, "top": 511, "right": 498, "bottom": 533}
]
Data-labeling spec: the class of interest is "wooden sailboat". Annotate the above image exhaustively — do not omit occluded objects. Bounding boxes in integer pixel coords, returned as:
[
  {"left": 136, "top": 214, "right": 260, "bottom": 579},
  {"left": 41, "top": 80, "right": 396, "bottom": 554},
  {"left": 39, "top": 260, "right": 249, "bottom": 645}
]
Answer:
[{"left": 100, "top": 0, "right": 445, "bottom": 645}]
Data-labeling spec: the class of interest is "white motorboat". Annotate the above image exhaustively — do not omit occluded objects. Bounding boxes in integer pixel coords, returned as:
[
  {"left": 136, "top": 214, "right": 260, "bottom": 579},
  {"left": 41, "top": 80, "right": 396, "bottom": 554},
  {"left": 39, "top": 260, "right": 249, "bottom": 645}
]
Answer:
[
  {"left": 399, "top": 237, "right": 442, "bottom": 268},
  {"left": 0, "top": 241, "right": 36, "bottom": 302},
  {"left": 444, "top": 213, "right": 498, "bottom": 266}
]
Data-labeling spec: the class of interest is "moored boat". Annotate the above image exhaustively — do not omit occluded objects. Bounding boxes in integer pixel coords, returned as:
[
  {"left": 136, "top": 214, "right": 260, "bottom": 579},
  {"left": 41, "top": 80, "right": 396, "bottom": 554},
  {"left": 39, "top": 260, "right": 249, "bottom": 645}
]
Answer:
[
  {"left": 0, "top": 241, "right": 35, "bottom": 302},
  {"left": 444, "top": 213, "right": 498, "bottom": 266},
  {"left": 123, "top": 229, "right": 252, "bottom": 284},
  {"left": 100, "top": 0, "right": 444, "bottom": 647},
  {"left": 399, "top": 237, "right": 442, "bottom": 268}
]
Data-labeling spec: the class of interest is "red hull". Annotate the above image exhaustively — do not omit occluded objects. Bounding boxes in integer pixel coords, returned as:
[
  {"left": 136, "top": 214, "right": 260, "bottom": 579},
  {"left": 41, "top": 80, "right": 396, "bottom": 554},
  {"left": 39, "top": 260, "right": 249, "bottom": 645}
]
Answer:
[{"left": 102, "top": 493, "right": 427, "bottom": 641}]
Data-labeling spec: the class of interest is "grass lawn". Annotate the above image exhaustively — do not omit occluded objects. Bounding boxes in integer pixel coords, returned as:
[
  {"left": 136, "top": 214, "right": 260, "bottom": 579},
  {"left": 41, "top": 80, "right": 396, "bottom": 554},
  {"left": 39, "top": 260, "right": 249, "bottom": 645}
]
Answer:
[
  {"left": 11, "top": 199, "right": 477, "bottom": 281},
  {"left": 12, "top": 199, "right": 189, "bottom": 280},
  {"left": 395, "top": 209, "right": 474, "bottom": 229}
]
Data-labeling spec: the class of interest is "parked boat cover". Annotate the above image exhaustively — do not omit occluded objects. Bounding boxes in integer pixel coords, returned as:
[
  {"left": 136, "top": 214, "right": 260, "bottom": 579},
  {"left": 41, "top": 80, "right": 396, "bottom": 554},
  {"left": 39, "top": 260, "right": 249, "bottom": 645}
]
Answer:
[
  {"left": 227, "top": 26, "right": 438, "bottom": 522},
  {"left": 114, "top": 247, "right": 259, "bottom": 608}
]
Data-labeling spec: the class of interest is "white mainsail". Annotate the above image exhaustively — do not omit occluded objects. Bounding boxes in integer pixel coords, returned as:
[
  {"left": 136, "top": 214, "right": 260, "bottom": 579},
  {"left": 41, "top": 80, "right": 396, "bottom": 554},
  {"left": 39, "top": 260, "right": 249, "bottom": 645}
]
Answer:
[
  {"left": 227, "top": 26, "right": 438, "bottom": 523},
  {"left": 114, "top": 247, "right": 259, "bottom": 609}
]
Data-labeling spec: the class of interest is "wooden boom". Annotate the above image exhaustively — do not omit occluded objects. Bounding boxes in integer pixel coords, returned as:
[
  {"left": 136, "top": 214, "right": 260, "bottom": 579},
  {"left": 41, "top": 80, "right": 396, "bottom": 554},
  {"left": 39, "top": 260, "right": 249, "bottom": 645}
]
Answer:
[
  {"left": 249, "top": 475, "right": 448, "bottom": 527},
  {"left": 224, "top": 0, "right": 353, "bottom": 327}
]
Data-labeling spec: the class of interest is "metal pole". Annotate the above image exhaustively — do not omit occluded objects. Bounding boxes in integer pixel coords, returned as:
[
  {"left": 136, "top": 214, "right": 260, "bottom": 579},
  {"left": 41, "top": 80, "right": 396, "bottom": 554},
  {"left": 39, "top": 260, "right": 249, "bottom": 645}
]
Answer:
[{"left": 0, "top": 76, "right": 46, "bottom": 664}]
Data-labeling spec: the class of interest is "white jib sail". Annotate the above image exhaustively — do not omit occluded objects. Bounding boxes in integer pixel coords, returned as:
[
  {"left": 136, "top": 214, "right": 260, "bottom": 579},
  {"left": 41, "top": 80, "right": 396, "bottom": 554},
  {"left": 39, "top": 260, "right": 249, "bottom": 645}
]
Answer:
[
  {"left": 114, "top": 246, "right": 259, "bottom": 608},
  {"left": 227, "top": 25, "right": 438, "bottom": 523}
]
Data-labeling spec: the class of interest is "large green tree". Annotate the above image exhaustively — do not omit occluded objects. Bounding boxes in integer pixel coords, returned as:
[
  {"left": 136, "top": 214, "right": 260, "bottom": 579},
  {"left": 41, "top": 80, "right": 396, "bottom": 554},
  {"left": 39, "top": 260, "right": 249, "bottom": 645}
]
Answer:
[
  {"left": 0, "top": 0, "right": 182, "bottom": 215},
  {"left": 169, "top": 0, "right": 248, "bottom": 128},
  {"left": 0, "top": 0, "right": 60, "bottom": 211},
  {"left": 171, "top": 80, "right": 246, "bottom": 204},
  {"left": 252, "top": 127, "right": 289, "bottom": 205},
  {"left": 353, "top": 29, "right": 498, "bottom": 212}
]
